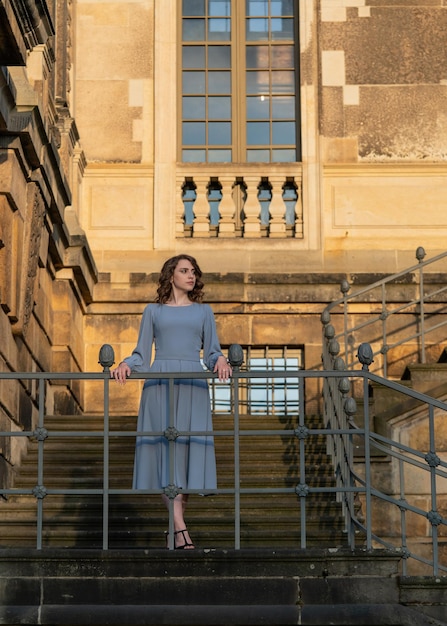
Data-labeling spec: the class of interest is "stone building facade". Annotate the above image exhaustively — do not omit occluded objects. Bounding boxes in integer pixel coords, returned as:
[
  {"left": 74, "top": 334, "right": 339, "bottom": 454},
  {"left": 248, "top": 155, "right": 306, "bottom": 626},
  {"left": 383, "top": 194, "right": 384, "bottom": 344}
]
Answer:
[{"left": 1, "top": 0, "right": 447, "bottom": 552}]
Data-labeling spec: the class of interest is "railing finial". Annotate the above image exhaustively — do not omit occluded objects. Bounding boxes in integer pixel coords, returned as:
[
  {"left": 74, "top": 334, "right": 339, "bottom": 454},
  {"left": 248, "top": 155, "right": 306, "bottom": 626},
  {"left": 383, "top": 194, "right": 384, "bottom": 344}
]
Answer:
[
  {"left": 416, "top": 246, "right": 426, "bottom": 262},
  {"left": 357, "top": 343, "right": 374, "bottom": 371},
  {"left": 228, "top": 344, "right": 244, "bottom": 370},
  {"left": 340, "top": 279, "right": 350, "bottom": 296},
  {"left": 99, "top": 344, "right": 115, "bottom": 371}
]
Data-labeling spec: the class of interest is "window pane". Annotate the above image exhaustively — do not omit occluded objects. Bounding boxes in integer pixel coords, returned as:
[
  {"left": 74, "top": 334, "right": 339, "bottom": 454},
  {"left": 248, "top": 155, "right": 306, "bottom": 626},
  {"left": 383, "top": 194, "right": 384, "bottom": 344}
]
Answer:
[
  {"left": 271, "top": 45, "right": 294, "bottom": 68},
  {"left": 182, "top": 19, "right": 205, "bottom": 41},
  {"left": 271, "top": 1, "right": 293, "bottom": 16},
  {"left": 272, "top": 121, "right": 295, "bottom": 144},
  {"left": 208, "top": 0, "right": 230, "bottom": 15},
  {"left": 246, "top": 1, "right": 268, "bottom": 16},
  {"left": 183, "top": 0, "right": 205, "bottom": 16},
  {"left": 208, "top": 96, "right": 231, "bottom": 119},
  {"left": 208, "top": 45, "right": 231, "bottom": 68},
  {"left": 183, "top": 97, "right": 206, "bottom": 119},
  {"left": 272, "top": 148, "right": 295, "bottom": 162},
  {"left": 246, "top": 95, "right": 270, "bottom": 119},
  {"left": 183, "top": 122, "right": 206, "bottom": 144},
  {"left": 209, "top": 121, "right": 231, "bottom": 144},
  {"left": 208, "top": 19, "right": 231, "bottom": 40},
  {"left": 272, "top": 95, "right": 294, "bottom": 119},
  {"left": 183, "top": 71, "right": 206, "bottom": 94},
  {"left": 208, "top": 71, "right": 231, "bottom": 93},
  {"left": 246, "top": 70, "right": 269, "bottom": 94},
  {"left": 247, "top": 121, "right": 269, "bottom": 144},
  {"left": 246, "top": 45, "right": 269, "bottom": 69},
  {"left": 272, "top": 17, "right": 294, "bottom": 40},
  {"left": 183, "top": 46, "right": 205, "bottom": 69},
  {"left": 272, "top": 70, "right": 295, "bottom": 93},
  {"left": 182, "top": 149, "right": 206, "bottom": 162},
  {"left": 246, "top": 18, "right": 269, "bottom": 40},
  {"left": 247, "top": 149, "right": 270, "bottom": 162},
  {"left": 208, "top": 149, "right": 232, "bottom": 162}
]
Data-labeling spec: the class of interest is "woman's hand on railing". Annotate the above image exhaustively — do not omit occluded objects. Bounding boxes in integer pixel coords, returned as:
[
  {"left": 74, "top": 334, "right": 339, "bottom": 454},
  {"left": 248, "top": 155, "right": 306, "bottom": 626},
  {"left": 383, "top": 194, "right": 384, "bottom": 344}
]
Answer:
[
  {"left": 110, "top": 362, "right": 131, "bottom": 385},
  {"left": 214, "top": 355, "right": 232, "bottom": 382}
]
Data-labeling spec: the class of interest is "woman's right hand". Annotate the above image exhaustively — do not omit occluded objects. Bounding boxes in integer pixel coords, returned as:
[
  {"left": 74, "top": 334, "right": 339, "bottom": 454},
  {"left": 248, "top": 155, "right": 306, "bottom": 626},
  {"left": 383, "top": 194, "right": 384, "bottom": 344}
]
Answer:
[{"left": 110, "top": 361, "right": 131, "bottom": 385}]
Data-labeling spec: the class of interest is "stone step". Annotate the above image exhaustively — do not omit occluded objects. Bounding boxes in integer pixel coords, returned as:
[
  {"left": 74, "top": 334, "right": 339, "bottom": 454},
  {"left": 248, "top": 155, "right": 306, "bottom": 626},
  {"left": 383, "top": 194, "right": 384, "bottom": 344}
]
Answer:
[
  {"left": 1, "top": 413, "right": 346, "bottom": 551},
  {"left": 4, "top": 548, "right": 439, "bottom": 626}
]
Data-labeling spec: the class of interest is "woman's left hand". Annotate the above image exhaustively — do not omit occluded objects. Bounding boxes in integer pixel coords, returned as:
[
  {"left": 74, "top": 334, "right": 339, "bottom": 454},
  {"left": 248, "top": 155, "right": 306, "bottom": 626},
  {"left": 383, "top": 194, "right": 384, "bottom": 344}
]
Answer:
[{"left": 214, "top": 355, "right": 232, "bottom": 382}]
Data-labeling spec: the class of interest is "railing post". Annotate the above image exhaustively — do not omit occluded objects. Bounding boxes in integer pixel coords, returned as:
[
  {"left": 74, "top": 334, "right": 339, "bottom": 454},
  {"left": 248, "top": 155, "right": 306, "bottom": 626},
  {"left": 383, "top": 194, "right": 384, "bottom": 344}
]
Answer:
[
  {"left": 99, "top": 344, "right": 115, "bottom": 550},
  {"left": 416, "top": 246, "right": 426, "bottom": 364},
  {"left": 228, "top": 344, "right": 244, "bottom": 549}
]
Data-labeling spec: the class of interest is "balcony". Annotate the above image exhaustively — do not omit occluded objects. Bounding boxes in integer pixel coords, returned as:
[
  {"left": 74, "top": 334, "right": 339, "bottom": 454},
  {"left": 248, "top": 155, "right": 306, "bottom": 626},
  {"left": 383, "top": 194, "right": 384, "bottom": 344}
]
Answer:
[{"left": 176, "top": 163, "right": 303, "bottom": 239}]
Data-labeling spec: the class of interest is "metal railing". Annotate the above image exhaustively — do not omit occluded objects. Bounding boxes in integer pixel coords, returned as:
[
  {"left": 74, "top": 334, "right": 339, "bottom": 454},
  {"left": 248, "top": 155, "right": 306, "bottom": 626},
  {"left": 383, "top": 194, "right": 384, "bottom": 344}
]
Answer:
[
  {"left": 0, "top": 345, "right": 446, "bottom": 575},
  {"left": 321, "top": 247, "right": 447, "bottom": 378}
]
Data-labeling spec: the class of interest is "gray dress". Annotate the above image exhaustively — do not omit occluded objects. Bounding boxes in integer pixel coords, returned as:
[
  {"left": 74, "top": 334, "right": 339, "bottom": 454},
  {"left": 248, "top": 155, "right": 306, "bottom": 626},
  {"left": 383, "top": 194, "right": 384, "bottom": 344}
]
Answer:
[{"left": 123, "top": 303, "right": 224, "bottom": 491}]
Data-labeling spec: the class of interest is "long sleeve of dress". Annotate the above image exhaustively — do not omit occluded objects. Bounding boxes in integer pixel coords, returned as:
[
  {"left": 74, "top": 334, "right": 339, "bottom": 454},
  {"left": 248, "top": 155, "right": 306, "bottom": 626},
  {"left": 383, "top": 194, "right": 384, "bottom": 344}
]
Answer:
[
  {"left": 123, "top": 305, "right": 154, "bottom": 372},
  {"left": 202, "top": 304, "right": 224, "bottom": 371}
]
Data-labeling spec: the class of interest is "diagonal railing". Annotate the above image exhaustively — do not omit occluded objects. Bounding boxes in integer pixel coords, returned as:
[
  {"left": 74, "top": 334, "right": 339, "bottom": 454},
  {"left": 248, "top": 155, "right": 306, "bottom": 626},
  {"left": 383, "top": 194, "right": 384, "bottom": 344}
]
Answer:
[
  {"left": 0, "top": 345, "right": 446, "bottom": 575},
  {"left": 321, "top": 247, "right": 447, "bottom": 379}
]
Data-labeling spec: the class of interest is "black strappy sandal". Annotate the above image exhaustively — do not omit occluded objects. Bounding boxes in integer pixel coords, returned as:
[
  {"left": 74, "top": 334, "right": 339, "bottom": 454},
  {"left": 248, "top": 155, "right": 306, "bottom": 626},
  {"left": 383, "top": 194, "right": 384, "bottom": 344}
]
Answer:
[{"left": 174, "top": 528, "right": 194, "bottom": 549}]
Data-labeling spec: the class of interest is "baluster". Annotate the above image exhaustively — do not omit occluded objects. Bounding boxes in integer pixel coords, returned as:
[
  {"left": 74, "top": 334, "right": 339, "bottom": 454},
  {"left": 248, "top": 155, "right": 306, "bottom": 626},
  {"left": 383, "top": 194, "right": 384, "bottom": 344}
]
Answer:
[
  {"left": 217, "top": 175, "right": 236, "bottom": 237},
  {"left": 192, "top": 175, "right": 210, "bottom": 237},
  {"left": 175, "top": 177, "right": 185, "bottom": 238},
  {"left": 242, "top": 176, "right": 261, "bottom": 238},
  {"left": 268, "top": 175, "right": 286, "bottom": 238},
  {"left": 295, "top": 182, "right": 304, "bottom": 238}
]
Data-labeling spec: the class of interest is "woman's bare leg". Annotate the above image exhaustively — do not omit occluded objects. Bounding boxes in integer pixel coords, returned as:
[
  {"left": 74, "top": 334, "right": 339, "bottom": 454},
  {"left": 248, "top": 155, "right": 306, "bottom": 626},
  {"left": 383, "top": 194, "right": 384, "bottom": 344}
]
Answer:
[{"left": 162, "top": 493, "right": 194, "bottom": 549}]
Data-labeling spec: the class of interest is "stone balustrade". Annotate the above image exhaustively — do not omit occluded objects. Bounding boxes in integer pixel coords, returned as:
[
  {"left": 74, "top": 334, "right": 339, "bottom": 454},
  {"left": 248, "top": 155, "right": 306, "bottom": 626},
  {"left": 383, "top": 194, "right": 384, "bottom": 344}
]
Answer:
[{"left": 176, "top": 163, "right": 303, "bottom": 239}]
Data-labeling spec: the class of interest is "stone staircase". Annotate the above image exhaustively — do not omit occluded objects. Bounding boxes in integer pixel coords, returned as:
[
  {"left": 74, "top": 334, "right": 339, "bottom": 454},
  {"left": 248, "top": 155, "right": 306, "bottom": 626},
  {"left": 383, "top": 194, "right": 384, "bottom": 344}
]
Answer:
[
  {"left": 1, "top": 411, "right": 447, "bottom": 623},
  {"left": 0, "top": 412, "right": 347, "bottom": 550}
]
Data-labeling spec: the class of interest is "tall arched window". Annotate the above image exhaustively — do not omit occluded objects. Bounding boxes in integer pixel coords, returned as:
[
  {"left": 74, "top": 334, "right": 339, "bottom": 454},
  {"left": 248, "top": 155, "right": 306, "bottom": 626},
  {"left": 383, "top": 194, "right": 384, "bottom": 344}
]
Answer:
[{"left": 180, "top": 0, "right": 300, "bottom": 163}]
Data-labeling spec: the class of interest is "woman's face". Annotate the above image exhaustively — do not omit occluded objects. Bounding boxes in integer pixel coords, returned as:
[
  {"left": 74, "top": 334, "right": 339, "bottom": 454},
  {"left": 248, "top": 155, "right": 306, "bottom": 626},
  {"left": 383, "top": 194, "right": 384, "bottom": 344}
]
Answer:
[{"left": 171, "top": 258, "right": 196, "bottom": 293}]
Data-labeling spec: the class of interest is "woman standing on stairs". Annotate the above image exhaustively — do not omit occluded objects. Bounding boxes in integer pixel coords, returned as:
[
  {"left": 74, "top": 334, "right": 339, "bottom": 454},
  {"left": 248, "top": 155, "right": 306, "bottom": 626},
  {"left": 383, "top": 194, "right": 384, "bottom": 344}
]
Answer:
[{"left": 110, "top": 254, "right": 231, "bottom": 549}]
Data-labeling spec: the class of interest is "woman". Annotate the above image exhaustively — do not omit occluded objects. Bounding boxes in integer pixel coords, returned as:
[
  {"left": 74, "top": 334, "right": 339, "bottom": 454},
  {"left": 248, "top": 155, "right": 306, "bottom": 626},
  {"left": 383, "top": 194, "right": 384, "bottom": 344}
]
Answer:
[{"left": 111, "top": 254, "right": 231, "bottom": 549}]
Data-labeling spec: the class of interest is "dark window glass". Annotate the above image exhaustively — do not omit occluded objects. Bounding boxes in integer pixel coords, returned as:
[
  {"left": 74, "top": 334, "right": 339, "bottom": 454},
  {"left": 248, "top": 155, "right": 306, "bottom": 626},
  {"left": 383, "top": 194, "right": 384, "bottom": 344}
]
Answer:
[
  {"left": 272, "top": 148, "right": 295, "bottom": 162},
  {"left": 183, "top": 0, "right": 205, "bottom": 16},
  {"left": 271, "top": 45, "right": 293, "bottom": 68},
  {"left": 246, "top": 95, "right": 270, "bottom": 119},
  {"left": 271, "top": 70, "right": 294, "bottom": 93},
  {"left": 183, "top": 149, "right": 206, "bottom": 162},
  {"left": 182, "top": 19, "right": 205, "bottom": 41},
  {"left": 183, "top": 46, "right": 205, "bottom": 68},
  {"left": 183, "top": 122, "right": 206, "bottom": 145},
  {"left": 272, "top": 17, "right": 293, "bottom": 40},
  {"left": 246, "top": 18, "right": 269, "bottom": 40},
  {"left": 247, "top": 149, "right": 270, "bottom": 161},
  {"left": 246, "top": 45, "right": 269, "bottom": 69},
  {"left": 208, "top": 46, "right": 231, "bottom": 68},
  {"left": 247, "top": 121, "right": 270, "bottom": 144},
  {"left": 208, "top": 18, "right": 231, "bottom": 40},
  {"left": 183, "top": 96, "right": 206, "bottom": 119},
  {"left": 208, "top": 96, "right": 231, "bottom": 119},
  {"left": 182, "top": 71, "right": 206, "bottom": 94},
  {"left": 209, "top": 121, "right": 231, "bottom": 144},
  {"left": 271, "top": 95, "right": 294, "bottom": 119},
  {"left": 208, "top": 149, "right": 232, "bottom": 162},
  {"left": 272, "top": 121, "right": 295, "bottom": 144},
  {"left": 208, "top": 71, "right": 231, "bottom": 93},
  {"left": 246, "top": 70, "right": 269, "bottom": 94},
  {"left": 209, "top": 0, "right": 231, "bottom": 15}
]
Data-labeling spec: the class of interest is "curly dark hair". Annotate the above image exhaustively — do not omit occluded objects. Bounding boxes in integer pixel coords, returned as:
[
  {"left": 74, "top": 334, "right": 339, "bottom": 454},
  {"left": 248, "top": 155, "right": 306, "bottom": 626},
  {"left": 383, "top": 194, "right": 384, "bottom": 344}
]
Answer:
[{"left": 156, "top": 254, "right": 204, "bottom": 303}]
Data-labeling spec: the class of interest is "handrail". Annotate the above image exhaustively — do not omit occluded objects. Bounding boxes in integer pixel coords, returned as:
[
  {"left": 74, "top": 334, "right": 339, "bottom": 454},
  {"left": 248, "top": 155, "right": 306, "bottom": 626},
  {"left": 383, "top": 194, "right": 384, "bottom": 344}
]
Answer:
[
  {"left": 0, "top": 346, "right": 446, "bottom": 576},
  {"left": 321, "top": 247, "right": 447, "bottom": 378}
]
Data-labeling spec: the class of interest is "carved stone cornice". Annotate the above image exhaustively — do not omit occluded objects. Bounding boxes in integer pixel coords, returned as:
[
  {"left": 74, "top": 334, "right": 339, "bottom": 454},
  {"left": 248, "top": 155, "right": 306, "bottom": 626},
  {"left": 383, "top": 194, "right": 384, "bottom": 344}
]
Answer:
[{"left": 0, "top": 0, "right": 54, "bottom": 66}]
